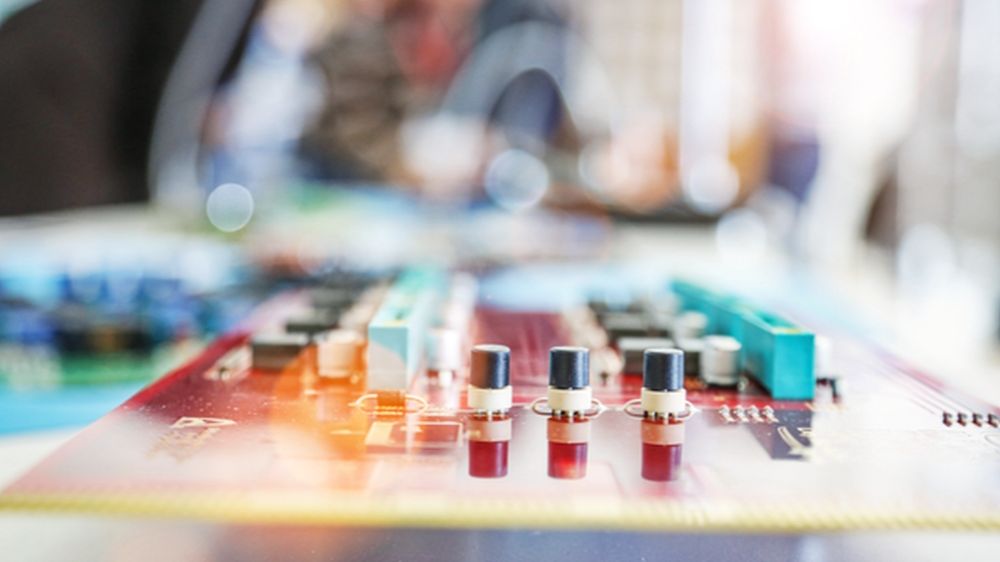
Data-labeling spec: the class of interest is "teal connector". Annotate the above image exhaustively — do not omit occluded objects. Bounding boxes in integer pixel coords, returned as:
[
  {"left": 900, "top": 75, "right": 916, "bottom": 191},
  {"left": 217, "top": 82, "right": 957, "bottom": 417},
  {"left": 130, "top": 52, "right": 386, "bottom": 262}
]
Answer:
[
  {"left": 366, "top": 267, "right": 447, "bottom": 390},
  {"left": 739, "top": 309, "right": 815, "bottom": 400},
  {"left": 670, "top": 280, "right": 747, "bottom": 337},
  {"left": 670, "top": 280, "right": 815, "bottom": 400}
]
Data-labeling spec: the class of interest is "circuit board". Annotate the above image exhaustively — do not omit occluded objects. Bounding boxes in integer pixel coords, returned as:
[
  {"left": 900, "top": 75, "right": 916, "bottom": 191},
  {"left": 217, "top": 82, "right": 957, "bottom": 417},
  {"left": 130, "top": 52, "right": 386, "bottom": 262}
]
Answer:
[{"left": 3, "top": 267, "right": 1000, "bottom": 532}]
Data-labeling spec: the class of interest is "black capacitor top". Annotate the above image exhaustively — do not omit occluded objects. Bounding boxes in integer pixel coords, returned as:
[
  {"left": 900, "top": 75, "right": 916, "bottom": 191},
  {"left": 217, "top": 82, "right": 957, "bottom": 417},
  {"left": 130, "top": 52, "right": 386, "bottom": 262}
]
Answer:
[
  {"left": 643, "top": 348, "right": 684, "bottom": 391},
  {"left": 549, "top": 346, "right": 590, "bottom": 389},
  {"left": 469, "top": 344, "right": 511, "bottom": 389}
]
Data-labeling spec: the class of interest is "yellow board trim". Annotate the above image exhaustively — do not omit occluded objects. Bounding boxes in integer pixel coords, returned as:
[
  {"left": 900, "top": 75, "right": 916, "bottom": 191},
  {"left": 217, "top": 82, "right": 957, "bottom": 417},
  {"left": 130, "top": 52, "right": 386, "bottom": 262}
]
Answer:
[{"left": 2, "top": 492, "right": 999, "bottom": 532}]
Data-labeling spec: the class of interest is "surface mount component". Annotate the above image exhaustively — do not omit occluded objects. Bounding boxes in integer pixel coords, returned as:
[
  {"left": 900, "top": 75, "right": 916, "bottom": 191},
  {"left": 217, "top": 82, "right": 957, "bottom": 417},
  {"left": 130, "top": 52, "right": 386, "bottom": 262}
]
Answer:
[
  {"left": 618, "top": 337, "right": 675, "bottom": 375},
  {"left": 284, "top": 310, "right": 340, "bottom": 336},
  {"left": 701, "top": 335, "right": 741, "bottom": 386},
  {"left": 316, "top": 329, "right": 364, "bottom": 379},
  {"left": 250, "top": 333, "right": 309, "bottom": 371}
]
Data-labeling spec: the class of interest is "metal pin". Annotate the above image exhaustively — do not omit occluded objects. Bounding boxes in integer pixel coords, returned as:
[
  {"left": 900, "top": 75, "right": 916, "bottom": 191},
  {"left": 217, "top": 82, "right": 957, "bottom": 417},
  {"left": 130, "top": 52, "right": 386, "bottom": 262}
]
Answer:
[
  {"left": 719, "top": 405, "right": 735, "bottom": 424},
  {"left": 732, "top": 405, "right": 748, "bottom": 423},
  {"left": 761, "top": 406, "right": 778, "bottom": 424}
]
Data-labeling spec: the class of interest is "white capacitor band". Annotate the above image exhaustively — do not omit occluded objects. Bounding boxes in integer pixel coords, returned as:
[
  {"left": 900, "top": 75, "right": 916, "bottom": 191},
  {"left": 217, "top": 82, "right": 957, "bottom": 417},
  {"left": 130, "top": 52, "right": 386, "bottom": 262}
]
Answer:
[
  {"left": 641, "top": 387, "right": 687, "bottom": 416},
  {"left": 467, "top": 385, "right": 512, "bottom": 412},
  {"left": 547, "top": 418, "right": 591, "bottom": 443},
  {"left": 701, "top": 335, "right": 740, "bottom": 385},
  {"left": 641, "top": 421, "right": 686, "bottom": 446},
  {"left": 467, "top": 417, "right": 512, "bottom": 442},
  {"left": 547, "top": 386, "right": 593, "bottom": 414}
]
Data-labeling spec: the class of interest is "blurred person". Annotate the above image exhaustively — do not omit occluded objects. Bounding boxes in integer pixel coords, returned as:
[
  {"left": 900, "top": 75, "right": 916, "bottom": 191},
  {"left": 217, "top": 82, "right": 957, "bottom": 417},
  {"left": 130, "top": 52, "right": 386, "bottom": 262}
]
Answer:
[{"left": 298, "top": 0, "right": 575, "bottom": 190}]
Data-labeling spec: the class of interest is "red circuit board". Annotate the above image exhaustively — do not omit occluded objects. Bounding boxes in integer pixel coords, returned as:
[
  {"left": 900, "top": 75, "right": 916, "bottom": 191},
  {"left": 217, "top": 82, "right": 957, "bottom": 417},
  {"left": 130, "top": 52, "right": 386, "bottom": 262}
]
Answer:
[{"left": 3, "top": 298, "right": 1000, "bottom": 532}]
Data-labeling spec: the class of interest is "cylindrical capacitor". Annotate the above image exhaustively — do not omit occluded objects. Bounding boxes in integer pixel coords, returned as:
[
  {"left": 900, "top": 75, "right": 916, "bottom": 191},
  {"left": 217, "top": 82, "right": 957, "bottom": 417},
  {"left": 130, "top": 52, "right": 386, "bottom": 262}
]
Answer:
[
  {"left": 429, "top": 328, "right": 463, "bottom": 372},
  {"left": 643, "top": 348, "right": 684, "bottom": 392},
  {"left": 469, "top": 344, "right": 510, "bottom": 389},
  {"left": 549, "top": 346, "right": 589, "bottom": 389},
  {"left": 674, "top": 311, "right": 708, "bottom": 340},
  {"left": 701, "top": 335, "right": 741, "bottom": 386},
  {"left": 316, "top": 329, "right": 363, "bottom": 378}
]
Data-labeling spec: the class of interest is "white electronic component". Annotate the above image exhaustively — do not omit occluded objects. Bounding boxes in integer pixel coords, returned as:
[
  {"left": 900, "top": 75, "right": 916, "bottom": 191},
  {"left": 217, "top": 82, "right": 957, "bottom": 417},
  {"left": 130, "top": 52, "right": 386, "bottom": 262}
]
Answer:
[
  {"left": 640, "top": 387, "right": 687, "bottom": 417},
  {"left": 467, "top": 385, "right": 513, "bottom": 412},
  {"left": 640, "top": 419, "right": 686, "bottom": 446},
  {"left": 547, "top": 386, "right": 593, "bottom": 414},
  {"left": 814, "top": 335, "right": 836, "bottom": 379},
  {"left": 429, "top": 328, "right": 462, "bottom": 372},
  {"left": 316, "top": 329, "right": 364, "bottom": 379},
  {"left": 674, "top": 311, "right": 708, "bottom": 340},
  {"left": 701, "top": 335, "right": 741, "bottom": 386}
]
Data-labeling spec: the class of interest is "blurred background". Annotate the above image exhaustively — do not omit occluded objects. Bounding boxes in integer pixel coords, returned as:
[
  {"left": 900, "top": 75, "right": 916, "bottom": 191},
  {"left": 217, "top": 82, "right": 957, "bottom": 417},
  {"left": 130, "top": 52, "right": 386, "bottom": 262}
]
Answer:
[{"left": 0, "top": 0, "right": 998, "bottom": 430}]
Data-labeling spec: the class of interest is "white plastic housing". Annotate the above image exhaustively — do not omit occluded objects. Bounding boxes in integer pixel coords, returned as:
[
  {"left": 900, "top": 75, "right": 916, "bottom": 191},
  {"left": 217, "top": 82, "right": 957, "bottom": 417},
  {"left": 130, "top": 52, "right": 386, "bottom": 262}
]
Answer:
[
  {"left": 640, "top": 387, "right": 687, "bottom": 416},
  {"left": 467, "top": 385, "right": 512, "bottom": 412},
  {"left": 547, "top": 386, "right": 593, "bottom": 414},
  {"left": 701, "top": 335, "right": 741, "bottom": 385}
]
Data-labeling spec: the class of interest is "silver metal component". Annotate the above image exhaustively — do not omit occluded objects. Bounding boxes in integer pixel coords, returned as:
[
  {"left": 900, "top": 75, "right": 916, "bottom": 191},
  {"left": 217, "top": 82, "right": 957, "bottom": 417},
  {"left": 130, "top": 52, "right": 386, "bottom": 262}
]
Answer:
[
  {"left": 530, "top": 396, "right": 606, "bottom": 419},
  {"left": 762, "top": 406, "right": 778, "bottom": 424},
  {"left": 732, "top": 405, "right": 748, "bottom": 423},
  {"left": 718, "top": 405, "right": 735, "bottom": 423}
]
